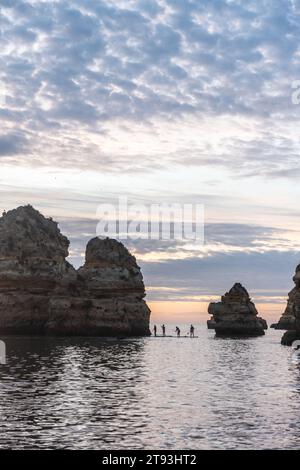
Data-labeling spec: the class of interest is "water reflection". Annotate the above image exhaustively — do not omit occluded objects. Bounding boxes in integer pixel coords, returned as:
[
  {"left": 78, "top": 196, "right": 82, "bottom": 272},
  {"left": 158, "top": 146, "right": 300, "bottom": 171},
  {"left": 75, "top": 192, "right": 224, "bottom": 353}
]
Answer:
[
  {"left": 1, "top": 328, "right": 300, "bottom": 449},
  {"left": 0, "top": 337, "right": 147, "bottom": 449}
]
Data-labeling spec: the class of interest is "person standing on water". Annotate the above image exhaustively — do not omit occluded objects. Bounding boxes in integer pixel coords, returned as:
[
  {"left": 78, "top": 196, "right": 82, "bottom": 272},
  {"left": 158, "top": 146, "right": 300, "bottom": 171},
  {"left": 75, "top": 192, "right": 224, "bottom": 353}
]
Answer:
[
  {"left": 175, "top": 326, "right": 181, "bottom": 337},
  {"left": 153, "top": 325, "right": 157, "bottom": 337},
  {"left": 161, "top": 324, "right": 166, "bottom": 336},
  {"left": 190, "top": 324, "right": 195, "bottom": 338}
]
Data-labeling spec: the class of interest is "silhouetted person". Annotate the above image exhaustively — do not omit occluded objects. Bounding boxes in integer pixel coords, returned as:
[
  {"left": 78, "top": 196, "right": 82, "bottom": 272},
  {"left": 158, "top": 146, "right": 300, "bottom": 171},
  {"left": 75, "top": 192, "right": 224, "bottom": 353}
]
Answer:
[
  {"left": 190, "top": 324, "right": 195, "bottom": 338},
  {"left": 161, "top": 324, "right": 166, "bottom": 337},
  {"left": 153, "top": 325, "right": 157, "bottom": 337},
  {"left": 176, "top": 326, "right": 181, "bottom": 337}
]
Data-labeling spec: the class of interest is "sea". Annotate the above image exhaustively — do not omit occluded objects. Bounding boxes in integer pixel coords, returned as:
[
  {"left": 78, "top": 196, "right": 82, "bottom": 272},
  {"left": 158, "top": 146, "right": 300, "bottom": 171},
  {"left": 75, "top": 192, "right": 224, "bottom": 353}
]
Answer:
[{"left": 0, "top": 323, "right": 300, "bottom": 450}]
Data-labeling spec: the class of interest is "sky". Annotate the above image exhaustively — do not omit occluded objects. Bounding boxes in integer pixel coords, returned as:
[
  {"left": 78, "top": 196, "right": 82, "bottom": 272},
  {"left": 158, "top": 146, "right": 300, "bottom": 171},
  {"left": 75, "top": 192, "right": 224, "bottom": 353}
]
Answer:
[{"left": 1, "top": 0, "right": 300, "bottom": 322}]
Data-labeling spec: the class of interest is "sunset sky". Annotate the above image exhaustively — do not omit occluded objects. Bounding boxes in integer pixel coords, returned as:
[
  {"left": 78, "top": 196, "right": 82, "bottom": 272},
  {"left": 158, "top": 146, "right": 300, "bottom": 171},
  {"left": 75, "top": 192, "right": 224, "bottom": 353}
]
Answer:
[{"left": 1, "top": 0, "right": 300, "bottom": 321}]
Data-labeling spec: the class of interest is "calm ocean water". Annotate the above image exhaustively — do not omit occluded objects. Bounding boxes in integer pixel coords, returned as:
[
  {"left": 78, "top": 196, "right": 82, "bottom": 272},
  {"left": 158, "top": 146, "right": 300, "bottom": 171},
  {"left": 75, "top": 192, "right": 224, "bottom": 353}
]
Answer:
[{"left": 0, "top": 324, "right": 300, "bottom": 450}]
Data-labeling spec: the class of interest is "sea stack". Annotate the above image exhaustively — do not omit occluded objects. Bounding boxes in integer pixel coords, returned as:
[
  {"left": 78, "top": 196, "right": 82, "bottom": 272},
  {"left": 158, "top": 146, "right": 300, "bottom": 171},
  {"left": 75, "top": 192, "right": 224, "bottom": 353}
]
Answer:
[
  {"left": 271, "top": 264, "right": 299, "bottom": 331},
  {"left": 281, "top": 264, "right": 300, "bottom": 345},
  {"left": 0, "top": 205, "right": 150, "bottom": 336},
  {"left": 208, "top": 283, "right": 267, "bottom": 336}
]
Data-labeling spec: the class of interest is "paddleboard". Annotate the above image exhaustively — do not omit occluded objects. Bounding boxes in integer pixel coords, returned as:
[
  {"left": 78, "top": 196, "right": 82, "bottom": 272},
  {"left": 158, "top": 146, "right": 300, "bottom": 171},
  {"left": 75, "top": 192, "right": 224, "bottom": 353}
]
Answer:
[{"left": 151, "top": 335, "right": 198, "bottom": 338}]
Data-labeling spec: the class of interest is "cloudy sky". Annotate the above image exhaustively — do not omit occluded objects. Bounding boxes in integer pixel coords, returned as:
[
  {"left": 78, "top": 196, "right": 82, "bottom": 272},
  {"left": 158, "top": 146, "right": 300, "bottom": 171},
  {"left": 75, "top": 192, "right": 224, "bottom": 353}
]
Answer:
[{"left": 1, "top": 0, "right": 300, "bottom": 321}]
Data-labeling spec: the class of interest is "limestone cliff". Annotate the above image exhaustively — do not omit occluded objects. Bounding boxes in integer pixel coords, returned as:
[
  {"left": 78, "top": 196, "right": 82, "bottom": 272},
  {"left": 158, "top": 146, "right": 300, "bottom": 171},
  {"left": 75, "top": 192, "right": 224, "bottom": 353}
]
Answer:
[
  {"left": 0, "top": 206, "right": 150, "bottom": 336},
  {"left": 281, "top": 264, "right": 300, "bottom": 345},
  {"left": 271, "top": 264, "right": 300, "bottom": 331},
  {"left": 208, "top": 283, "right": 267, "bottom": 336}
]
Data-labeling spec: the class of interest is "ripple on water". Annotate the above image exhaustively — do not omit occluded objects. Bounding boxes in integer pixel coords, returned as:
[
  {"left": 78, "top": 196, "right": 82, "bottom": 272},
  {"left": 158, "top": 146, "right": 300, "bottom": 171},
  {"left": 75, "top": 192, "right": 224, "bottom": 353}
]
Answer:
[{"left": 0, "top": 326, "right": 300, "bottom": 449}]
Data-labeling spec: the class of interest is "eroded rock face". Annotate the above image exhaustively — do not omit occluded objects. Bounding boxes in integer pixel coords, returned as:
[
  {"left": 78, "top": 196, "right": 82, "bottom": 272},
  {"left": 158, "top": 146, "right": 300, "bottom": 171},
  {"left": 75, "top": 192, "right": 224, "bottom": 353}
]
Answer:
[
  {"left": 0, "top": 206, "right": 150, "bottom": 336},
  {"left": 281, "top": 265, "right": 300, "bottom": 345},
  {"left": 0, "top": 205, "right": 76, "bottom": 293},
  {"left": 208, "top": 283, "right": 267, "bottom": 336},
  {"left": 78, "top": 237, "right": 145, "bottom": 296},
  {"left": 207, "top": 319, "right": 216, "bottom": 329},
  {"left": 272, "top": 265, "right": 299, "bottom": 331}
]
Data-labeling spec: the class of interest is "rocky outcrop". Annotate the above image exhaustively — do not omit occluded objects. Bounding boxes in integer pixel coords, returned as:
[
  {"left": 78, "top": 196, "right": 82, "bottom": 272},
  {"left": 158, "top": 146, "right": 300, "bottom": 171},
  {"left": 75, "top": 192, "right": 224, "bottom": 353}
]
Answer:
[
  {"left": 207, "top": 319, "right": 216, "bottom": 329},
  {"left": 272, "top": 265, "right": 300, "bottom": 331},
  {"left": 270, "top": 315, "right": 295, "bottom": 330},
  {"left": 0, "top": 205, "right": 150, "bottom": 336},
  {"left": 281, "top": 265, "right": 300, "bottom": 345},
  {"left": 208, "top": 283, "right": 267, "bottom": 336}
]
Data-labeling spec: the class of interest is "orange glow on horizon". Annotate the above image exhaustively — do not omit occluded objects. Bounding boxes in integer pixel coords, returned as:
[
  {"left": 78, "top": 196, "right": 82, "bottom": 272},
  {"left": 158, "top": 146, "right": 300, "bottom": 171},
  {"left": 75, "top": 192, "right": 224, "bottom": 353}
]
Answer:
[{"left": 148, "top": 301, "right": 284, "bottom": 324}]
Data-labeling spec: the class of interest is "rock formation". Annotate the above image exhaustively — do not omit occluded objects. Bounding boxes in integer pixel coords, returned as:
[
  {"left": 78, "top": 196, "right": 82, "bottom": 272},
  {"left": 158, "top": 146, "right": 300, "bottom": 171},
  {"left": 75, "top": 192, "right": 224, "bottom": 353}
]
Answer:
[
  {"left": 207, "top": 319, "right": 216, "bottom": 329},
  {"left": 281, "top": 264, "right": 300, "bottom": 345},
  {"left": 271, "top": 265, "right": 300, "bottom": 331},
  {"left": 0, "top": 205, "right": 150, "bottom": 336},
  {"left": 270, "top": 313, "right": 295, "bottom": 330},
  {"left": 208, "top": 283, "right": 267, "bottom": 336}
]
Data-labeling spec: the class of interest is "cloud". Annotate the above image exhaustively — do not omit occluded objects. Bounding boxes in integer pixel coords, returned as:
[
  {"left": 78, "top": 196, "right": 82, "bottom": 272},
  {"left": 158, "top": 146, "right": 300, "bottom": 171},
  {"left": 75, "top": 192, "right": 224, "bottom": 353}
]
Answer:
[
  {"left": 1, "top": 0, "right": 300, "bottom": 305},
  {"left": 0, "top": 0, "right": 299, "bottom": 176},
  {"left": 141, "top": 250, "right": 300, "bottom": 302},
  {"left": 52, "top": 215, "right": 300, "bottom": 301},
  {"left": 0, "top": 131, "right": 28, "bottom": 156}
]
